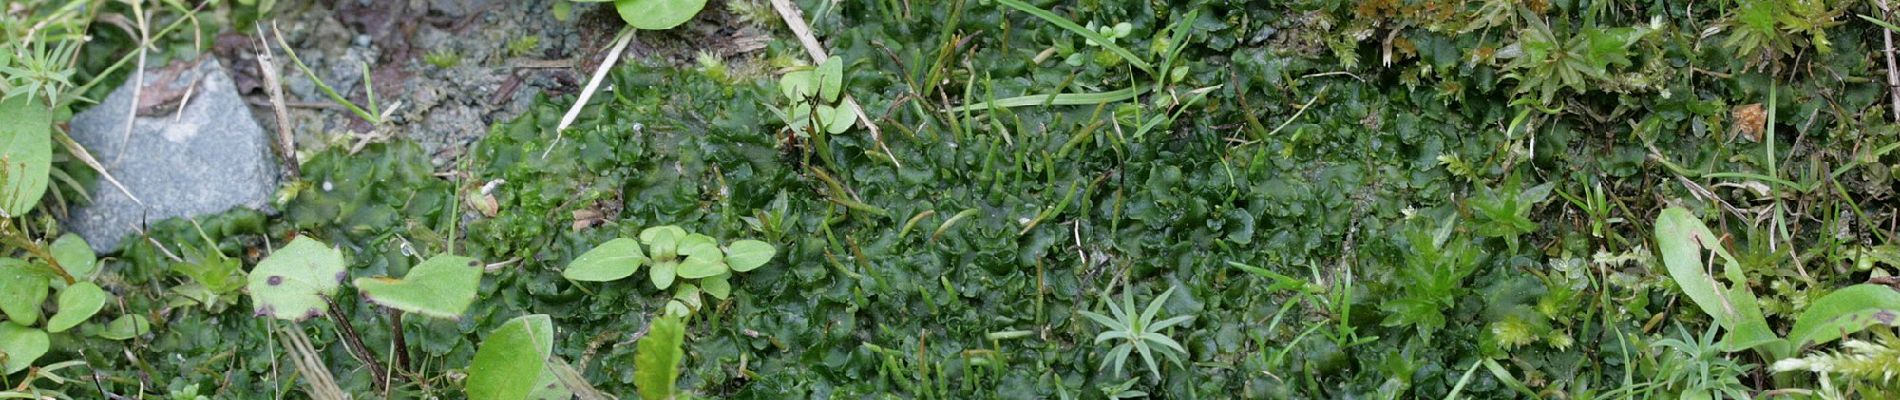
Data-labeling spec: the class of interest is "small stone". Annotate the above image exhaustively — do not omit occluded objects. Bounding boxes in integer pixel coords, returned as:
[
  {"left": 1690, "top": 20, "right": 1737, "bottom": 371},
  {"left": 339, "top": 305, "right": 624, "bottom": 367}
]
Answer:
[
  {"left": 354, "top": 34, "right": 371, "bottom": 48},
  {"left": 66, "top": 58, "right": 281, "bottom": 253}
]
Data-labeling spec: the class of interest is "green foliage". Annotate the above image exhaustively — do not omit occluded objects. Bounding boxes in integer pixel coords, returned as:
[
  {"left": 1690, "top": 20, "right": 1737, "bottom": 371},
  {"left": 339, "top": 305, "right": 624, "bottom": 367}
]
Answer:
[
  {"left": 776, "top": 57, "right": 854, "bottom": 136},
  {"left": 635, "top": 316, "right": 685, "bottom": 400},
  {"left": 0, "top": 322, "right": 47, "bottom": 374},
  {"left": 1468, "top": 178, "right": 1553, "bottom": 253},
  {"left": 1651, "top": 324, "right": 1753, "bottom": 399},
  {"left": 1774, "top": 335, "right": 1900, "bottom": 391},
  {"left": 506, "top": 35, "right": 542, "bottom": 57},
  {"left": 354, "top": 254, "right": 483, "bottom": 319},
  {"left": 1657, "top": 208, "right": 1900, "bottom": 361},
  {"left": 45, "top": 281, "right": 104, "bottom": 333},
  {"left": 245, "top": 236, "right": 346, "bottom": 321},
  {"left": 1500, "top": 13, "right": 1651, "bottom": 105},
  {"left": 613, "top": 0, "right": 709, "bottom": 30},
  {"left": 424, "top": 49, "right": 462, "bottom": 69},
  {"left": 0, "top": 95, "right": 52, "bottom": 216},
  {"left": 562, "top": 225, "right": 776, "bottom": 317},
  {"left": 468, "top": 314, "right": 554, "bottom": 400},
  {"left": 0, "top": 259, "right": 49, "bottom": 325},
  {"left": 1079, "top": 285, "right": 1193, "bottom": 380},
  {"left": 1379, "top": 215, "right": 1479, "bottom": 341}
]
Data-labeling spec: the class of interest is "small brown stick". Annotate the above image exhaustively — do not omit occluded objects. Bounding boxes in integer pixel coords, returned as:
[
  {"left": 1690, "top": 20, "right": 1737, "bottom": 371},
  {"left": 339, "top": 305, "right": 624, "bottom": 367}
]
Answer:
[
  {"left": 113, "top": 0, "right": 150, "bottom": 165},
  {"left": 277, "top": 323, "right": 348, "bottom": 400},
  {"left": 323, "top": 298, "right": 389, "bottom": 389},
  {"left": 255, "top": 24, "right": 301, "bottom": 178},
  {"left": 1879, "top": 0, "right": 1900, "bottom": 119},
  {"left": 769, "top": 0, "right": 902, "bottom": 167},
  {"left": 388, "top": 309, "right": 411, "bottom": 373},
  {"left": 545, "top": 26, "right": 635, "bottom": 159}
]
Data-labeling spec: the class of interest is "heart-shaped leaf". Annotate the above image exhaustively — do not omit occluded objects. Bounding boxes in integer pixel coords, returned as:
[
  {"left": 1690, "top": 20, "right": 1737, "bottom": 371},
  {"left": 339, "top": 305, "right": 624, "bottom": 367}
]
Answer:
[
  {"left": 0, "top": 323, "right": 47, "bottom": 374},
  {"left": 49, "top": 234, "right": 95, "bottom": 282},
  {"left": 46, "top": 281, "right": 106, "bottom": 333},
  {"left": 0, "top": 95, "right": 52, "bottom": 216},
  {"left": 613, "top": 0, "right": 708, "bottom": 30},
  {"left": 725, "top": 240, "right": 776, "bottom": 272},
  {"left": 780, "top": 70, "right": 816, "bottom": 100},
  {"left": 0, "top": 258, "right": 50, "bottom": 325},
  {"left": 701, "top": 273, "right": 730, "bottom": 300},
  {"left": 815, "top": 57, "right": 845, "bottom": 103},
  {"left": 562, "top": 238, "right": 646, "bottom": 281},
  {"left": 634, "top": 316, "right": 685, "bottom": 400},
  {"left": 355, "top": 255, "right": 482, "bottom": 319},
  {"left": 247, "top": 236, "right": 347, "bottom": 321},
  {"left": 822, "top": 105, "right": 855, "bottom": 134},
  {"left": 469, "top": 314, "right": 555, "bottom": 400},
  {"left": 650, "top": 260, "right": 678, "bottom": 290},
  {"left": 676, "top": 257, "right": 728, "bottom": 279},
  {"left": 97, "top": 314, "right": 149, "bottom": 340},
  {"left": 643, "top": 227, "right": 684, "bottom": 260}
]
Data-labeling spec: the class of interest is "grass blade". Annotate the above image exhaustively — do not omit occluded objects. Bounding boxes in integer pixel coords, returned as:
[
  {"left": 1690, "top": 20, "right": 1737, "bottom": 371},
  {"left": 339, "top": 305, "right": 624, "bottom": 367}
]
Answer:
[{"left": 992, "top": 0, "right": 1152, "bottom": 74}]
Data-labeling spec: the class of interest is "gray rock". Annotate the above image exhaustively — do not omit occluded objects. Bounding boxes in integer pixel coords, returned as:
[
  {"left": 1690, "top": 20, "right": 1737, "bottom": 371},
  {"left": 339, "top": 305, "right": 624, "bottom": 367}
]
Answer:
[{"left": 66, "top": 58, "right": 281, "bottom": 253}]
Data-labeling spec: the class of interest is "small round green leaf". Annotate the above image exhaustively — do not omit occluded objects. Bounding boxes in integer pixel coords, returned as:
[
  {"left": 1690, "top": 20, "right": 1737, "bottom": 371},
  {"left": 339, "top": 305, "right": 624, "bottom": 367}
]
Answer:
[
  {"left": 613, "top": 0, "right": 709, "bottom": 30},
  {"left": 701, "top": 273, "right": 731, "bottom": 300},
  {"left": 725, "top": 240, "right": 777, "bottom": 272},
  {"left": 247, "top": 236, "right": 346, "bottom": 321},
  {"left": 816, "top": 57, "right": 845, "bottom": 103},
  {"left": 780, "top": 70, "right": 816, "bottom": 100},
  {"left": 639, "top": 226, "right": 688, "bottom": 245},
  {"left": 469, "top": 314, "right": 554, "bottom": 400},
  {"left": 0, "top": 95, "right": 52, "bottom": 216},
  {"left": 562, "top": 238, "right": 646, "bottom": 281},
  {"left": 678, "top": 234, "right": 722, "bottom": 261},
  {"left": 0, "top": 259, "right": 50, "bottom": 325},
  {"left": 650, "top": 261, "right": 678, "bottom": 290},
  {"left": 820, "top": 105, "right": 854, "bottom": 134},
  {"left": 46, "top": 281, "right": 106, "bottom": 333},
  {"left": 97, "top": 314, "right": 149, "bottom": 340},
  {"left": 50, "top": 234, "right": 95, "bottom": 281},
  {"left": 675, "top": 257, "right": 728, "bottom": 279},
  {"left": 355, "top": 255, "right": 483, "bottom": 319},
  {"left": 0, "top": 323, "right": 47, "bottom": 374}
]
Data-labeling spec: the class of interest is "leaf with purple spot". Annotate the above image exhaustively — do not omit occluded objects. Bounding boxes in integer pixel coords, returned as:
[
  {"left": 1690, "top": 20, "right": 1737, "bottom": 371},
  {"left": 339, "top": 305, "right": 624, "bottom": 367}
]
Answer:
[
  {"left": 355, "top": 255, "right": 482, "bottom": 319},
  {"left": 246, "top": 236, "right": 346, "bottom": 321}
]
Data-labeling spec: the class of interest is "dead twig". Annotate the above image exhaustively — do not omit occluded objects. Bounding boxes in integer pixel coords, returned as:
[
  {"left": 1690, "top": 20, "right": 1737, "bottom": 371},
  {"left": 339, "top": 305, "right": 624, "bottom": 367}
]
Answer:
[
  {"left": 255, "top": 24, "right": 301, "bottom": 177},
  {"left": 545, "top": 26, "right": 635, "bottom": 159},
  {"left": 1878, "top": 0, "right": 1900, "bottom": 119}
]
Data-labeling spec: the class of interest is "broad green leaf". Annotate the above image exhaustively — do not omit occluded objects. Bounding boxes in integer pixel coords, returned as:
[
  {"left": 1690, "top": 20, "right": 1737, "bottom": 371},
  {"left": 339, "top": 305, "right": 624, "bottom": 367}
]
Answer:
[
  {"left": 651, "top": 261, "right": 678, "bottom": 290},
  {"left": 780, "top": 70, "right": 816, "bottom": 100},
  {"left": 676, "top": 257, "right": 728, "bottom": 279},
  {"left": 46, "top": 282, "right": 105, "bottom": 333},
  {"left": 562, "top": 238, "right": 646, "bottom": 281},
  {"left": 820, "top": 105, "right": 854, "bottom": 134},
  {"left": 247, "top": 237, "right": 347, "bottom": 321},
  {"left": 725, "top": 240, "right": 776, "bottom": 272},
  {"left": 678, "top": 234, "right": 722, "bottom": 259},
  {"left": 1785, "top": 284, "right": 1900, "bottom": 350},
  {"left": 701, "top": 273, "right": 731, "bottom": 300},
  {"left": 643, "top": 227, "right": 685, "bottom": 259},
  {"left": 815, "top": 57, "right": 844, "bottom": 103},
  {"left": 469, "top": 314, "right": 555, "bottom": 400},
  {"left": 175, "top": 243, "right": 244, "bottom": 294},
  {"left": 613, "top": 0, "right": 708, "bottom": 30},
  {"left": 0, "top": 95, "right": 52, "bottom": 216},
  {"left": 0, "top": 259, "right": 50, "bottom": 325},
  {"left": 49, "top": 234, "right": 94, "bottom": 281},
  {"left": 635, "top": 316, "right": 685, "bottom": 400},
  {"left": 0, "top": 323, "right": 47, "bottom": 374},
  {"left": 1653, "top": 207, "right": 1777, "bottom": 352},
  {"left": 527, "top": 365, "right": 572, "bottom": 400},
  {"left": 97, "top": 314, "right": 149, "bottom": 340},
  {"left": 355, "top": 255, "right": 482, "bottom": 319}
]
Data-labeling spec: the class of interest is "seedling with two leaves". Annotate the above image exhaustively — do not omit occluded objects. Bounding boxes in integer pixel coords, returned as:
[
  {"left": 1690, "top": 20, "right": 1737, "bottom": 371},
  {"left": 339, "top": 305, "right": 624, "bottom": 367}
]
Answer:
[
  {"left": 563, "top": 225, "right": 778, "bottom": 317},
  {"left": 774, "top": 57, "right": 855, "bottom": 137}
]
